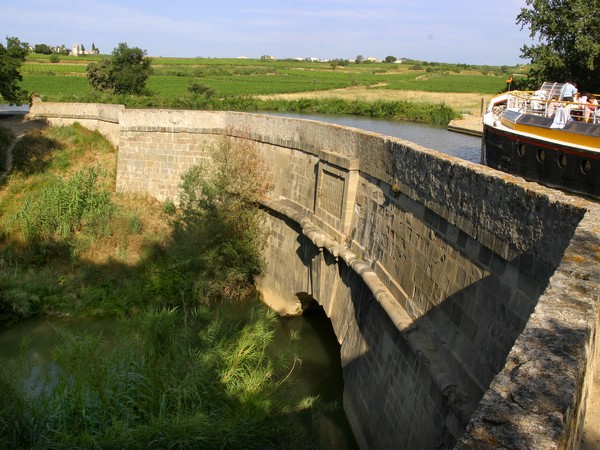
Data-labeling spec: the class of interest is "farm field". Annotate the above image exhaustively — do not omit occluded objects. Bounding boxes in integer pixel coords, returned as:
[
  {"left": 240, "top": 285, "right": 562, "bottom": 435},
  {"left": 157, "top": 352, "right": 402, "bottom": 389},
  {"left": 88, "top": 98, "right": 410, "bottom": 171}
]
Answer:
[{"left": 17, "top": 54, "right": 520, "bottom": 119}]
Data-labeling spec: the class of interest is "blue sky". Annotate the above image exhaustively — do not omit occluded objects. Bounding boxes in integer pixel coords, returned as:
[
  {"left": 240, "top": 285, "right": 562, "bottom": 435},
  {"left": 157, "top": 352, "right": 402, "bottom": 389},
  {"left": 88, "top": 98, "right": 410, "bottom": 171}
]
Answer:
[{"left": 2, "top": 0, "right": 532, "bottom": 64}]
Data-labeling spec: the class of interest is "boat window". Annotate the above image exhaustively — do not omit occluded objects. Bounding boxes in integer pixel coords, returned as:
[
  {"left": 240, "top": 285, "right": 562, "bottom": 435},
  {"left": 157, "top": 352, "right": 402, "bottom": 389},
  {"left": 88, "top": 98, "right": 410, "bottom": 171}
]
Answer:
[
  {"left": 537, "top": 149, "right": 546, "bottom": 162},
  {"left": 581, "top": 160, "right": 592, "bottom": 174},
  {"left": 558, "top": 154, "right": 568, "bottom": 168},
  {"left": 518, "top": 144, "right": 526, "bottom": 157}
]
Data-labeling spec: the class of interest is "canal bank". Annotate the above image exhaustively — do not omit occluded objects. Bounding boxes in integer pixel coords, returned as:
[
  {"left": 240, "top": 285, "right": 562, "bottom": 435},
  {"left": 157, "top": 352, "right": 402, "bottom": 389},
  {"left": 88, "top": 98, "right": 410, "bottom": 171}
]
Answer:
[{"left": 447, "top": 114, "right": 483, "bottom": 137}]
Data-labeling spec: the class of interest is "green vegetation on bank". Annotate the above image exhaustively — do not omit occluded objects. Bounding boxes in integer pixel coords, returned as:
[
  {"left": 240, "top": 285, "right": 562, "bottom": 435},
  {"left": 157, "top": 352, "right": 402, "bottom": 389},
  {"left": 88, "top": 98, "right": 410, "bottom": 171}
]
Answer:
[{"left": 0, "top": 124, "right": 318, "bottom": 448}]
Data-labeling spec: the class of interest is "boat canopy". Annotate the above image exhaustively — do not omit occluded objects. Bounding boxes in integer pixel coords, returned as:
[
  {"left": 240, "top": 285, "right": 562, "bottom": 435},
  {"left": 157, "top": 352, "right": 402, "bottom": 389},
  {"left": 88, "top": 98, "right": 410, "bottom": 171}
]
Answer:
[{"left": 536, "top": 82, "right": 565, "bottom": 100}]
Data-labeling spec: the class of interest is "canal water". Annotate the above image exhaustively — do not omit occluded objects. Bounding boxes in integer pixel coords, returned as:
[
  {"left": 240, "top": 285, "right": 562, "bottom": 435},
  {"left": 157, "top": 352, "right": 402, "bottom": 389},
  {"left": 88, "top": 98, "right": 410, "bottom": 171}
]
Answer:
[
  {"left": 0, "top": 115, "right": 479, "bottom": 447},
  {"left": 267, "top": 112, "right": 483, "bottom": 163}
]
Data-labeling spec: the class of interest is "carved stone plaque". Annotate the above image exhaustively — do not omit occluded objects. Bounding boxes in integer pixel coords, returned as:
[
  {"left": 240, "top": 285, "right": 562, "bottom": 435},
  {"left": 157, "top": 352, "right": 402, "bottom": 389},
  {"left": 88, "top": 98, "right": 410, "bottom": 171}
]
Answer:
[{"left": 319, "top": 169, "right": 344, "bottom": 218}]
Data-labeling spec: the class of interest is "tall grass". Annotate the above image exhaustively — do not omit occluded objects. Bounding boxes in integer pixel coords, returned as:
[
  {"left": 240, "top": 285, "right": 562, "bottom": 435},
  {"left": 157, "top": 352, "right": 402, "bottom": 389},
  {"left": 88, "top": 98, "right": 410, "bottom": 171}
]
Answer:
[
  {"left": 0, "top": 125, "right": 122, "bottom": 322},
  {"left": 12, "top": 166, "right": 113, "bottom": 245},
  {"left": 0, "top": 305, "right": 308, "bottom": 449}
]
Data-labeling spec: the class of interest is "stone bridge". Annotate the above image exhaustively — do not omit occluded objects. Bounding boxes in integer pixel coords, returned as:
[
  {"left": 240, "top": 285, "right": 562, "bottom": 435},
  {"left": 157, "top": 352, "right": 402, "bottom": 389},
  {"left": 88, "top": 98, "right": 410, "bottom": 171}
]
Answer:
[{"left": 29, "top": 102, "right": 600, "bottom": 449}]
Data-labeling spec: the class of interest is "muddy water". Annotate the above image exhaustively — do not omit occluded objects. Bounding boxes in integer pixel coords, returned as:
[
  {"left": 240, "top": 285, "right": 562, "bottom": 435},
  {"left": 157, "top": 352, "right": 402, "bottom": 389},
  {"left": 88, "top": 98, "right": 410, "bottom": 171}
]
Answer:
[{"left": 0, "top": 305, "right": 358, "bottom": 448}]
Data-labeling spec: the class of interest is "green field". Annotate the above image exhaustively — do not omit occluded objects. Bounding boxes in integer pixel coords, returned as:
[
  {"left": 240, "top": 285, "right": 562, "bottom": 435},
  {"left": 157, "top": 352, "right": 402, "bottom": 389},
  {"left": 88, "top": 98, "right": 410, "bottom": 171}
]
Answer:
[
  {"left": 21, "top": 55, "right": 510, "bottom": 98},
  {"left": 15, "top": 55, "right": 518, "bottom": 124}
]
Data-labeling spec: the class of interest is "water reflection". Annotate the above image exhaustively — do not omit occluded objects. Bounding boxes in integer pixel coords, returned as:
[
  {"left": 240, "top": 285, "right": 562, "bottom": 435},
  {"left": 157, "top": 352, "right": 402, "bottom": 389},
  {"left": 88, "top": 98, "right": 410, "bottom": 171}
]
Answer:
[
  {"left": 275, "top": 302, "right": 358, "bottom": 449},
  {"left": 267, "top": 112, "right": 482, "bottom": 163}
]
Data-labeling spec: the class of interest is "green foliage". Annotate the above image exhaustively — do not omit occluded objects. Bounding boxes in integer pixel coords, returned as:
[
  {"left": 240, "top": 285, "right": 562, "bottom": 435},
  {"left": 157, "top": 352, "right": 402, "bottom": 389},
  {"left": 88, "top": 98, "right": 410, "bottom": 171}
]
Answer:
[
  {"left": 0, "top": 259, "right": 59, "bottom": 324},
  {"left": 0, "top": 36, "right": 29, "bottom": 104},
  {"left": 0, "top": 305, "right": 303, "bottom": 448},
  {"left": 170, "top": 134, "right": 274, "bottom": 305},
  {"left": 517, "top": 0, "right": 600, "bottom": 92},
  {"left": 162, "top": 198, "right": 177, "bottom": 215},
  {"left": 11, "top": 166, "right": 114, "bottom": 246},
  {"left": 86, "top": 42, "right": 152, "bottom": 95},
  {"left": 187, "top": 81, "right": 216, "bottom": 97},
  {"left": 49, "top": 54, "right": 60, "bottom": 64},
  {"left": 33, "top": 43, "right": 52, "bottom": 54}
]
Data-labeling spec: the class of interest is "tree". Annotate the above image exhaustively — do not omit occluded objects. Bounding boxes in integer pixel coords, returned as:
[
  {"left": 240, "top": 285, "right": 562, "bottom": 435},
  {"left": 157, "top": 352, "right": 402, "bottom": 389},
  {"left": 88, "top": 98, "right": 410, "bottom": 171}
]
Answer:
[
  {"left": 174, "top": 133, "right": 273, "bottom": 303},
  {"left": 188, "top": 81, "right": 215, "bottom": 97},
  {"left": 517, "top": 0, "right": 600, "bottom": 92},
  {"left": 384, "top": 55, "right": 397, "bottom": 64},
  {"left": 86, "top": 42, "right": 151, "bottom": 95},
  {"left": 33, "top": 43, "right": 52, "bottom": 54},
  {"left": 355, "top": 54, "right": 364, "bottom": 64},
  {"left": 0, "top": 37, "right": 28, "bottom": 104}
]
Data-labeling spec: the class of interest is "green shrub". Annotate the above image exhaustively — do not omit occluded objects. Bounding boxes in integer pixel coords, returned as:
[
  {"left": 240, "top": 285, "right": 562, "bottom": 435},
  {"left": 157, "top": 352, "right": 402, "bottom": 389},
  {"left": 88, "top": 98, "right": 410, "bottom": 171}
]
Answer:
[
  {"left": 11, "top": 166, "right": 114, "bottom": 245},
  {"left": 170, "top": 134, "right": 274, "bottom": 305},
  {"left": 0, "top": 304, "right": 305, "bottom": 448},
  {"left": 187, "top": 81, "right": 216, "bottom": 97}
]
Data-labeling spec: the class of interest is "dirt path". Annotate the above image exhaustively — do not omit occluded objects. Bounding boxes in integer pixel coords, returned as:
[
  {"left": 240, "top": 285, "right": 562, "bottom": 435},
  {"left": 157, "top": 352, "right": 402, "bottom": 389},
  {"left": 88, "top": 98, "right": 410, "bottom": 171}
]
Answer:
[{"left": 0, "top": 115, "right": 47, "bottom": 177}]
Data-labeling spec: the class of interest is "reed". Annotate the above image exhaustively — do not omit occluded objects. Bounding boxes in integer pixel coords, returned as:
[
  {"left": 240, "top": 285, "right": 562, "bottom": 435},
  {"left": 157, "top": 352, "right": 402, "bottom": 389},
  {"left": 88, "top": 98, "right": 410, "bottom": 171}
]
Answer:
[
  {"left": 11, "top": 166, "right": 113, "bottom": 246},
  {"left": 0, "top": 304, "right": 309, "bottom": 448}
]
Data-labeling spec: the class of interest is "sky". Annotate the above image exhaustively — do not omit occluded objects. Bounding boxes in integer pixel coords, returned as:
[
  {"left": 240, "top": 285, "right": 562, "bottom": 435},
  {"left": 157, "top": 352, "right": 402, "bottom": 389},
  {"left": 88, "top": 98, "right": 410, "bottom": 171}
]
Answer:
[{"left": 1, "top": 0, "right": 534, "bottom": 65}]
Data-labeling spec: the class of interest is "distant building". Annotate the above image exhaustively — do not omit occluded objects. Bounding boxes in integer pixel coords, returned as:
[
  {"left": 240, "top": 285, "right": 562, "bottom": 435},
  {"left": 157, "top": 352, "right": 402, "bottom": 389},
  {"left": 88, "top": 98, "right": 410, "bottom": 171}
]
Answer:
[{"left": 71, "top": 43, "right": 99, "bottom": 56}]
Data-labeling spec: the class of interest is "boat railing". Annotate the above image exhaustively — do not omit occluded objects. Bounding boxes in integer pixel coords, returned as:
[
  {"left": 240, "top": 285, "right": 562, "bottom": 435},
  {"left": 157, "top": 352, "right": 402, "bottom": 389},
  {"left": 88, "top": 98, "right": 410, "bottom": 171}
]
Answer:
[{"left": 504, "top": 90, "right": 600, "bottom": 124}]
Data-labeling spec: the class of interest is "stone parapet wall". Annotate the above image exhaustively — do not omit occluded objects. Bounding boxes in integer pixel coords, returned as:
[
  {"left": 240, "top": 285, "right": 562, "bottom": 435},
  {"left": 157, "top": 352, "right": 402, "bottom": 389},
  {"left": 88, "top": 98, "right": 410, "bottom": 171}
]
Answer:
[
  {"left": 26, "top": 102, "right": 600, "bottom": 449},
  {"left": 29, "top": 101, "right": 123, "bottom": 146}
]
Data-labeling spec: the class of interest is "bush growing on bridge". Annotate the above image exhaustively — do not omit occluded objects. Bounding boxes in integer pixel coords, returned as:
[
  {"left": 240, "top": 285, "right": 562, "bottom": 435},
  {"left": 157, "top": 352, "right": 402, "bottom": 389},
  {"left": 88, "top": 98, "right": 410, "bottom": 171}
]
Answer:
[{"left": 170, "top": 132, "right": 274, "bottom": 305}]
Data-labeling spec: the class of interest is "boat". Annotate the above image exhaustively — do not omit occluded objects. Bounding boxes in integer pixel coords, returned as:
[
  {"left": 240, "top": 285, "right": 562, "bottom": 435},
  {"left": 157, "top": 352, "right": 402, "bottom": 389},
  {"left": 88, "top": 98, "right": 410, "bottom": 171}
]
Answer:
[{"left": 482, "top": 82, "right": 600, "bottom": 199}]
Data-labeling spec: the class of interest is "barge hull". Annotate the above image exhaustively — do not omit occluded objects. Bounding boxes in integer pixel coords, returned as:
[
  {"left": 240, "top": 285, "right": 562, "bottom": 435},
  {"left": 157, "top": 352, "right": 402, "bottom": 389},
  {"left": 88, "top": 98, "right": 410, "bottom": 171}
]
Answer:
[{"left": 484, "top": 124, "right": 600, "bottom": 198}]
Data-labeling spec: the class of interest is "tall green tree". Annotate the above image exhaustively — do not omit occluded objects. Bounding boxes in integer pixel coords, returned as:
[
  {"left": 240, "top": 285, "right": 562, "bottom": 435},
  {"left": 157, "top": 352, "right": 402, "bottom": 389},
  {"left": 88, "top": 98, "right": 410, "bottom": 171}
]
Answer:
[
  {"left": 86, "top": 42, "right": 151, "bottom": 95},
  {"left": 33, "top": 43, "right": 52, "bottom": 54},
  {"left": 0, "top": 37, "right": 28, "bottom": 104},
  {"left": 517, "top": 0, "right": 600, "bottom": 92}
]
